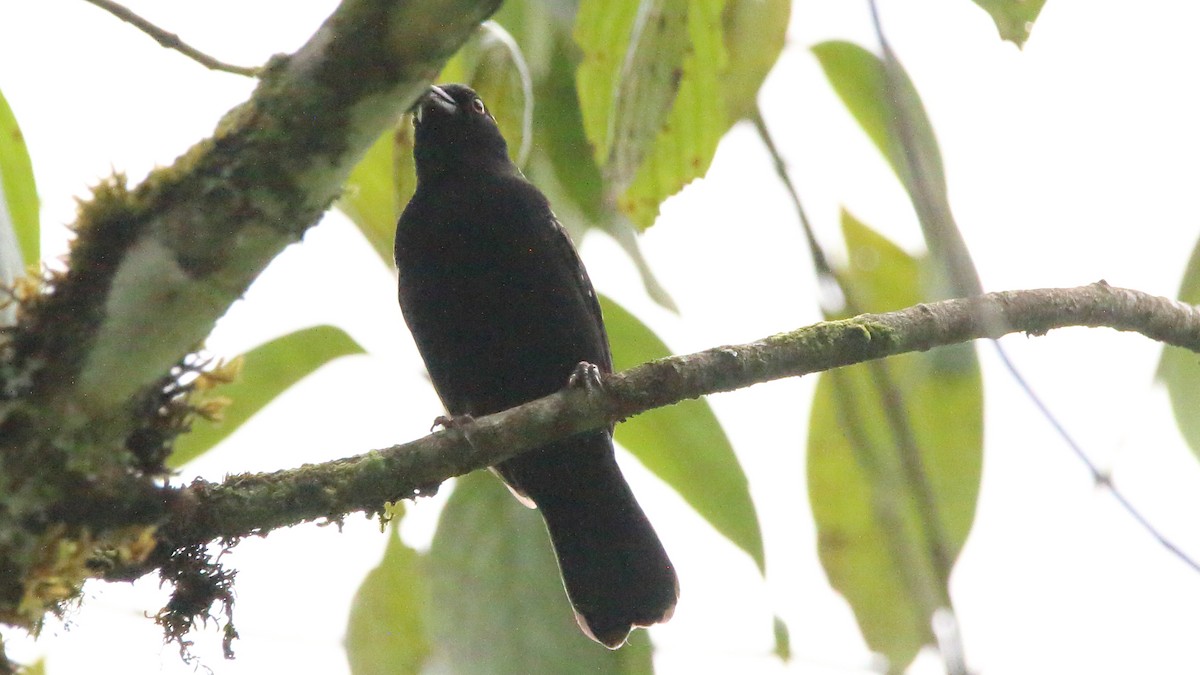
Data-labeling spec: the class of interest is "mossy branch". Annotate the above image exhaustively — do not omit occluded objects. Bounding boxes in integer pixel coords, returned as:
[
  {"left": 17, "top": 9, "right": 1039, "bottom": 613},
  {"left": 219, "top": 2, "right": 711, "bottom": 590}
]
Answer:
[
  {"left": 22, "top": 0, "right": 502, "bottom": 428},
  {"left": 149, "top": 282, "right": 1200, "bottom": 551},
  {"left": 0, "top": 0, "right": 502, "bottom": 645}
]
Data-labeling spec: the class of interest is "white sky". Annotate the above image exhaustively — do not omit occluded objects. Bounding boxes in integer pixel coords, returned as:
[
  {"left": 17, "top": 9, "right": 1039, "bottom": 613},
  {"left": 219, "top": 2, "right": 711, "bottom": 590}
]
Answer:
[{"left": 3, "top": 1, "right": 1200, "bottom": 673}]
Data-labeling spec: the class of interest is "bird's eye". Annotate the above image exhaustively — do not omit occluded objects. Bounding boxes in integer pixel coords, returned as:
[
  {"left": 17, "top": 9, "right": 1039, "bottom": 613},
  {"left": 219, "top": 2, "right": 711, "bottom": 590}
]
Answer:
[{"left": 472, "top": 98, "right": 486, "bottom": 114}]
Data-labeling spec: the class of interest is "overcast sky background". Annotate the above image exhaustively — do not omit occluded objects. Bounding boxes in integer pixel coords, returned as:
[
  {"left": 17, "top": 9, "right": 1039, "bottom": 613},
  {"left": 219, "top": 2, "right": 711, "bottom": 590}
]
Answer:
[{"left": 3, "top": 1, "right": 1200, "bottom": 673}]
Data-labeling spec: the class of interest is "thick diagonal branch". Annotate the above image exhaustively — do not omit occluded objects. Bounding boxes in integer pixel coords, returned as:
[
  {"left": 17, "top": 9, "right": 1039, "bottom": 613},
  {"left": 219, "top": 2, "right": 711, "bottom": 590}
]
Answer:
[{"left": 23, "top": 0, "right": 501, "bottom": 429}]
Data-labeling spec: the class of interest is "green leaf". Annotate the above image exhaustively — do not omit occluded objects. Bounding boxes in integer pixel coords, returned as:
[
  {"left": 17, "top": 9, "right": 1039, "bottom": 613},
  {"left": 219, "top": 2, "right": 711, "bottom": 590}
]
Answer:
[
  {"left": 812, "top": 42, "right": 939, "bottom": 194},
  {"left": 619, "top": 0, "right": 728, "bottom": 229},
  {"left": 806, "top": 212, "right": 982, "bottom": 671},
  {"left": 530, "top": 32, "right": 609, "bottom": 225},
  {"left": 338, "top": 122, "right": 413, "bottom": 267},
  {"left": 813, "top": 40, "right": 980, "bottom": 298},
  {"left": 576, "top": 0, "right": 730, "bottom": 229},
  {"left": 969, "top": 0, "right": 1045, "bottom": 47},
  {"left": 574, "top": 0, "right": 642, "bottom": 167},
  {"left": 344, "top": 507, "right": 430, "bottom": 675},
  {"left": 0, "top": 88, "right": 39, "bottom": 267},
  {"left": 773, "top": 615, "right": 791, "bottom": 662},
  {"left": 1159, "top": 238, "right": 1200, "bottom": 458},
  {"left": 602, "top": 295, "right": 765, "bottom": 572},
  {"left": 720, "top": 0, "right": 791, "bottom": 122},
  {"left": 170, "top": 325, "right": 365, "bottom": 467},
  {"left": 604, "top": 0, "right": 692, "bottom": 193},
  {"left": 426, "top": 473, "right": 653, "bottom": 674},
  {"left": 521, "top": 30, "right": 680, "bottom": 311}
]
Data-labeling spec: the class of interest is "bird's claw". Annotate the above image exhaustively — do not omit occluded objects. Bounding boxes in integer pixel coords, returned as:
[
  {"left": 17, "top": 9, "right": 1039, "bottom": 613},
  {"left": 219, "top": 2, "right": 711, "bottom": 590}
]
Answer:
[
  {"left": 431, "top": 413, "right": 474, "bottom": 432},
  {"left": 568, "top": 361, "right": 604, "bottom": 391}
]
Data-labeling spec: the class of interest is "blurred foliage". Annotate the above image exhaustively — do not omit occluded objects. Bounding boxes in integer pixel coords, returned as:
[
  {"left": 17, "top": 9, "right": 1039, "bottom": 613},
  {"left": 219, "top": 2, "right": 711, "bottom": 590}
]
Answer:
[
  {"left": 971, "top": 0, "right": 1046, "bottom": 46},
  {"left": 813, "top": 40, "right": 980, "bottom": 299},
  {"left": 0, "top": 87, "right": 39, "bottom": 267},
  {"left": 1159, "top": 239, "right": 1200, "bottom": 458},
  {"left": 807, "top": 212, "right": 983, "bottom": 672},
  {"left": 813, "top": 32, "right": 992, "bottom": 672},
  {"left": 773, "top": 615, "right": 792, "bottom": 662},
  {"left": 603, "top": 296, "right": 765, "bottom": 572},
  {"left": 424, "top": 473, "right": 653, "bottom": 674},
  {"left": 720, "top": 0, "right": 791, "bottom": 122},
  {"left": 338, "top": 121, "right": 413, "bottom": 266},
  {"left": 344, "top": 506, "right": 429, "bottom": 675}
]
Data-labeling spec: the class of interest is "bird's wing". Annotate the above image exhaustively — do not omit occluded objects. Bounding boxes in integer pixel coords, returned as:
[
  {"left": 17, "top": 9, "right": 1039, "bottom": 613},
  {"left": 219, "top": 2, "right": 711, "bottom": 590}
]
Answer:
[{"left": 542, "top": 206, "right": 613, "bottom": 374}]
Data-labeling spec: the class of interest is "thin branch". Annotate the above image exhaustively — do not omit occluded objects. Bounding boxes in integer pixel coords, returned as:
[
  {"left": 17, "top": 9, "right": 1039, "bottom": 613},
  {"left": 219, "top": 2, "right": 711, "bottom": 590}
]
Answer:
[
  {"left": 749, "top": 109, "right": 834, "bottom": 285},
  {"left": 989, "top": 343, "right": 1200, "bottom": 573},
  {"left": 80, "top": 0, "right": 260, "bottom": 77},
  {"left": 143, "top": 284, "right": 1200, "bottom": 555}
]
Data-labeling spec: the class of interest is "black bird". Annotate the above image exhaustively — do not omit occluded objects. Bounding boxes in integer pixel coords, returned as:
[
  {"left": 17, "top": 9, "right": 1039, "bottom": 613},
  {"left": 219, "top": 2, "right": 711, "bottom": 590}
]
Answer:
[{"left": 394, "top": 84, "right": 678, "bottom": 648}]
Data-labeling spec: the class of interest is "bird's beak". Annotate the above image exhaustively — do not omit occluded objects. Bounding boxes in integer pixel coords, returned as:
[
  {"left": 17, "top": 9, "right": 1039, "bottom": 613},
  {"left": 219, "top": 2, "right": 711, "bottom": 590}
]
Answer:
[{"left": 414, "top": 85, "right": 458, "bottom": 124}]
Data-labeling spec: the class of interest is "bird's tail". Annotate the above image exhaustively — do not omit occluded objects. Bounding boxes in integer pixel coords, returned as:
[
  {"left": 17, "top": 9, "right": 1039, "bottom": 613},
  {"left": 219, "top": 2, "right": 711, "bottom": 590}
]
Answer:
[{"left": 498, "top": 432, "right": 679, "bottom": 649}]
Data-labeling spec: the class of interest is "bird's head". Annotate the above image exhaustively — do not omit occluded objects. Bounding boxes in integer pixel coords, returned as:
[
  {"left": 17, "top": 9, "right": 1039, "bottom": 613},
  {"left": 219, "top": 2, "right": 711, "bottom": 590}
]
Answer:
[{"left": 411, "top": 83, "right": 511, "bottom": 181}]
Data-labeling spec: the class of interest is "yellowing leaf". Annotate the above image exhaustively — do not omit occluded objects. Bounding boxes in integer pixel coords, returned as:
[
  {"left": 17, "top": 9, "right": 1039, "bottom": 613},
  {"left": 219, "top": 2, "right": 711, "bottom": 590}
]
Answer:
[
  {"left": 619, "top": 0, "right": 727, "bottom": 229},
  {"left": 604, "top": 0, "right": 690, "bottom": 192},
  {"left": 576, "top": 0, "right": 729, "bottom": 229},
  {"left": 720, "top": 0, "right": 790, "bottom": 122},
  {"left": 574, "top": 0, "right": 642, "bottom": 167}
]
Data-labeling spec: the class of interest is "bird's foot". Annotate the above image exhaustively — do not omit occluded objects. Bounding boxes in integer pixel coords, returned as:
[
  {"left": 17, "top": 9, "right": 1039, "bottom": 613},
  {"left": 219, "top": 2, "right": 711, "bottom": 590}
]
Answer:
[
  {"left": 568, "top": 361, "right": 604, "bottom": 391},
  {"left": 431, "top": 413, "right": 475, "bottom": 433}
]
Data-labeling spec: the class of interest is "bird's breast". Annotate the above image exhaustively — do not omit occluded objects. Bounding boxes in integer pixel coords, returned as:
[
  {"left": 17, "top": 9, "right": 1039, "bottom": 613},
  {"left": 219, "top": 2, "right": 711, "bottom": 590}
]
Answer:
[{"left": 395, "top": 184, "right": 605, "bottom": 416}]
